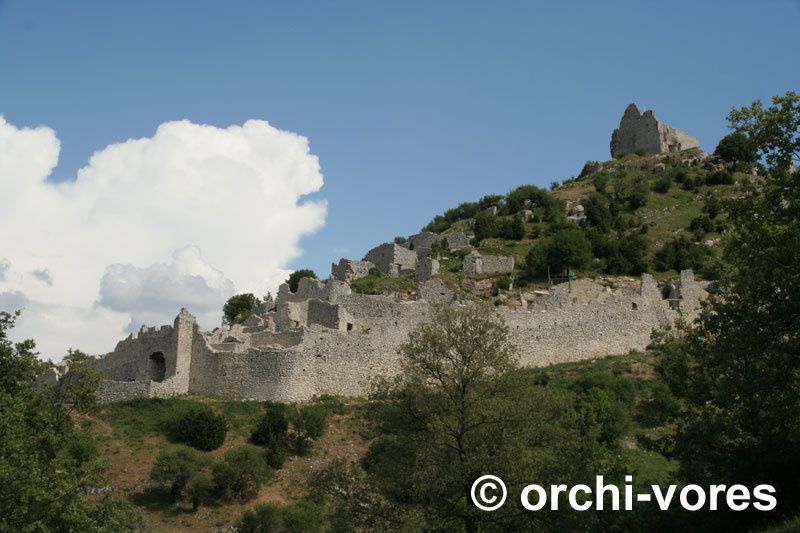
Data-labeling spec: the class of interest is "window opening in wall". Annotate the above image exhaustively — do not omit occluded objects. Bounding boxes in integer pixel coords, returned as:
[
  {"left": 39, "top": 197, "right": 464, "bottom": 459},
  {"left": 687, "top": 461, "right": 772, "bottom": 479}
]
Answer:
[
  {"left": 346, "top": 323, "right": 354, "bottom": 332},
  {"left": 149, "top": 352, "right": 166, "bottom": 382},
  {"left": 631, "top": 302, "right": 638, "bottom": 310}
]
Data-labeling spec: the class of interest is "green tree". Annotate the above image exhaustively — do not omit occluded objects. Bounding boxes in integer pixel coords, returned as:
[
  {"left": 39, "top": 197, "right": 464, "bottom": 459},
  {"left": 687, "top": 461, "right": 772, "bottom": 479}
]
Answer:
[
  {"left": 251, "top": 403, "right": 289, "bottom": 468},
  {"left": 237, "top": 500, "right": 325, "bottom": 533},
  {"left": 547, "top": 227, "right": 593, "bottom": 273},
  {"left": 223, "top": 293, "right": 262, "bottom": 325},
  {"left": 499, "top": 214, "right": 526, "bottom": 240},
  {"left": 714, "top": 131, "right": 757, "bottom": 167},
  {"left": 727, "top": 90, "right": 799, "bottom": 170},
  {"left": 472, "top": 211, "right": 500, "bottom": 242},
  {"left": 186, "top": 473, "right": 214, "bottom": 511},
  {"left": 654, "top": 93, "right": 800, "bottom": 528},
  {"left": 584, "top": 192, "right": 613, "bottom": 231},
  {"left": 0, "top": 311, "right": 138, "bottom": 530},
  {"left": 166, "top": 404, "right": 229, "bottom": 451},
  {"left": 286, "top": 269, "right": 317, "bottom": 293},
  {"left": 149, "top": 446, "right": 206, "bottom": 502},
  {"left": 213, "top": 445, "right": 273, "bottom": 501},
  {"left": 361, "top": 304, "right": 602, "bottom": 532},
  {"left": 654, "top": 235, "right": 710, "bottom": 271}
]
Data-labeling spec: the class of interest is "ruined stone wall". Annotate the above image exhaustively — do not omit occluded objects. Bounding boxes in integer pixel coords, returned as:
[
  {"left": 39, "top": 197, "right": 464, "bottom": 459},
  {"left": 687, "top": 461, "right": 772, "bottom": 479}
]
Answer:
[
  {"left": 443, "top": 231, "right": 471, "bottom": 250},
  {"left": 307, "top": 299, "right": 354, "bottom": 331},
  {"left": 406, "top": 232, "right": 441, "bottom": 257},
  {"left": 418, "top": 278, "right": 458, "bottom": 303},
  {"left": 278, "top": 278, "right": 351, "bottom": 304},
  {"left": 90, "top": 273, "right": 705, "bottom": 404},
  {"left": 331, "top": 258, "right": 374, "bottom": 282},
  {"left": 462, "top": 251, "right": 514, "bottom": 275},
  {"left": 415, "top": 257, "right": 439, "bottom": 282},
  {"left": 364, "top": 243, "right": 417, "bottom": 275}
]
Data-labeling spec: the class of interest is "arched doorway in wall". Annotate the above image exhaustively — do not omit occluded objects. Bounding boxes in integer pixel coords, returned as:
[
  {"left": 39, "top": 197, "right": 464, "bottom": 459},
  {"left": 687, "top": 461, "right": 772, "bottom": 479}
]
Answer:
[{"left": 149, "top": 352, "right": 166, "bottom": 382}]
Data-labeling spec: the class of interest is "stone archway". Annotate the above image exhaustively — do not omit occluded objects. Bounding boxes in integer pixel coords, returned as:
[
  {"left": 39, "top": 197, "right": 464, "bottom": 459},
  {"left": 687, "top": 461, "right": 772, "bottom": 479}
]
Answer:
[{"left": 148, "top": 352, "right": 166, "bottom": 382}]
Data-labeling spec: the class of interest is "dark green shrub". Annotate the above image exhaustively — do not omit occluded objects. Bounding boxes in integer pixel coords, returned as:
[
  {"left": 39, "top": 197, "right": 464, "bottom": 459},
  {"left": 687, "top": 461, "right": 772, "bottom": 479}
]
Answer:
[
  {"left": 291, "top": 404, "right": 330, "bottom": 440},
  {"left": 473, "top": 211, "right": 500, "bottom": 242},
  {"left": 706, "top": 169, "right": 734, "bottom": 185},
  {"left": 251, "top": 403, "right": 289, "bottom": 447},
  {"left": 185, "top": 473, "right": 214, "bottom": 511},
  {"left": 166, "top": 404, "right": 228, "bottom": 451},
  {"left": 318, "top": 394, "right": 346, "bottom": 415},
  {"left": 251, "top": 404, "right": 289, "bottom": 469},
  {"left": 500, "top": 215, "right": 525, "bottom": 240},
  {"left": 524, "top": 241, "right": 548, "bottom": 278},
  {"left": 577, "top": 387, "right": 631, "bottom": 447},
  {"left": 689, "top": 215, "right": 714, "bottom": 236},
  {"left": 593, "top": 172, "right": 610, "bottom": 194},
  {"left": 497, "top": 276, "right": 512, "bottom": 291},
  {"left": 223, "top": 293, "right": 261, "bottom": 325},
  {"left": 654, "top": 236, "right": 711, "bottom": 271},
  {"left": 653, "top": 175, "right": 672, "bottom": 193},
  {"left": 546, "top": 228, "right": 593, "bottom": 273},
  {"left": 149, "top": 446, "right": 207, "bottom": 502},
  {"left": 714, "top": 131, "right": 757, "bottom": 167},
  {"left": 701, "top": 192, "right": 722, "bottom": 218},
  {"left": 584, "top": 193, "right": 612, "bottom": 231},
  {"left": 237, "top": 500, "right": 325, "bottom": 533},
  {"left": 286, "top": 269, "right": 317, "bottom": 293},
  {"left": 213, "top": 445, "right": 273, "bottom": 501},
  {"left": 637, "top": 381, "right": 680, "bottom": 427}
]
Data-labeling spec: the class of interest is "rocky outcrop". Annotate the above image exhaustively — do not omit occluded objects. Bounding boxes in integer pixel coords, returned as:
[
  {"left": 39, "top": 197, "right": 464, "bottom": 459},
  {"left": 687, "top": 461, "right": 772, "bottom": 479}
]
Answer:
[{"left": 611, "top": 103, "right": 700, "bottom": 159}]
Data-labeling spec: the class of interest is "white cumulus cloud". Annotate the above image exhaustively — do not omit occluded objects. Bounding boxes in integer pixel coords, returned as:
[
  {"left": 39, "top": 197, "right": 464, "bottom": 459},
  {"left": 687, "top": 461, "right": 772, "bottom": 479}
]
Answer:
[
  {"left": 97, "top": 246, "right": 235, "bottom": 333},
  {"left": 0, "top": 116, "right": 326, "bottom": 360}
]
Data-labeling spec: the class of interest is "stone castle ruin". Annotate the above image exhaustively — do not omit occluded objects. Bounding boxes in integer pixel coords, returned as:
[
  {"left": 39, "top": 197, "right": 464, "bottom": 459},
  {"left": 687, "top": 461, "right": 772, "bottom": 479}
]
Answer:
[
  {"left": 58, "top": 105, "right": 709, "bottom": 404},
  {"left": 611, "top": 103, "right": 700, "bottom": 159},
  {"left": 89, "top": 252, "right": 705, "bottom": 403}
]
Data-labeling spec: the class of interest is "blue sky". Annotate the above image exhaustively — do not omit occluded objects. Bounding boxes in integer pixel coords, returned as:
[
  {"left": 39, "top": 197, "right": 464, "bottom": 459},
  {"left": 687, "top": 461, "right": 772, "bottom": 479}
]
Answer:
[
  {"left": 2, "top": 1, "right": 799, "bottom": 272},
  {"left": 1, "top": 1, "right": 799, "bottom": 356}
]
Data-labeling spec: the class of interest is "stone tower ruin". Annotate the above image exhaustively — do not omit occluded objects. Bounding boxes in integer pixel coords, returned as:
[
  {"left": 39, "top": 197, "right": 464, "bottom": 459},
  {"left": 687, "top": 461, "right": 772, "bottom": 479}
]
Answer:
[{"left": 610, "top": 103, "right": 700, "bottom": 159}]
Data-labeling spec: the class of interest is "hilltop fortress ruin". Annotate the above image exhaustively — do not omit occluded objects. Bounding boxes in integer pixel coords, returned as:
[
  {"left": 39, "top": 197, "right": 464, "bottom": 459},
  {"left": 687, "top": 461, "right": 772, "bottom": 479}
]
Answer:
[
  {"left": 611, "top": 103, "right": 700, "bottom": 159},
  {"left": 47, "top": 104, "right": 709, "bottom": 403}
]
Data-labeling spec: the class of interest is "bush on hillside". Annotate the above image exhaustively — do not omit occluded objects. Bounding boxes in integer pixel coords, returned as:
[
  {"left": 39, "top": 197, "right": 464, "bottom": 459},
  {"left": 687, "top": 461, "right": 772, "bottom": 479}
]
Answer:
[
  {"left": 653, "top": 175, "right": 672, "bottom": 193},
  {"left": 250, "top": 403, "right": 289, "bottom": 469},
  {"left": 714, "top": 131, "right": 757, "bottom": 167},
  {"left": 213, "top": 445, "right": 273, "bottom": 501},
  {"left": 546, "top": 228, "right": 593, "bottom": 273},
  {"left": 149, "top": 446, "right": 207, "bottom": 502},
  {"left": 237, "top": 500, "right": 325, "bottom": 533},
  {"left": 166, "top": 404, "right": 228, "bottom": 451}
]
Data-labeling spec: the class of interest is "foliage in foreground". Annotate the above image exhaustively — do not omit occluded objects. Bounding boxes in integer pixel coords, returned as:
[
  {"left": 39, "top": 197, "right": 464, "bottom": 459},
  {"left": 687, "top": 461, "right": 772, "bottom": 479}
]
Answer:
[
  {"left": 0, "top": 311, "right": 141, "bottom": 531},
  {"left": 652, "top": 90, "right": 800, "bottom": 530}
]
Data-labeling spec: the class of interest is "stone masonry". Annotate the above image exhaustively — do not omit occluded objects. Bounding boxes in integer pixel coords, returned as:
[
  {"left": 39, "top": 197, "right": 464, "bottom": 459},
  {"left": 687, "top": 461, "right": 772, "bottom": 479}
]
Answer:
[
  {"left": 363, "top": 243, "right": 417, "bottom": 276},
  {"left": 82, "top": 267, "right": 705, "bottom": 404},
  {"left": 462, "top": 251, "right": 514, "bottom": 275},
  {"left": 611, "top": 103, "right": 700, "bottom": 159},
  {"left": 415, "top": 257, "right": 439, "bottom": 282},
  {"left": 331, "top": 258, "right": 374, "bottom": 282}
]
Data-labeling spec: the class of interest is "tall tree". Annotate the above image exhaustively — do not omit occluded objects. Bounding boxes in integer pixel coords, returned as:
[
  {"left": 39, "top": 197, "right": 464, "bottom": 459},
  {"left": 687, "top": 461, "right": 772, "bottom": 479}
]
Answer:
[
  {"left": 361, "top": 304, "right": 604, "bottom": 532},
  {"left": 656, "top": 91, "right": 800, "bottom": 528},
  {"left": 0, "top": 311, "right": 138, "bottom": 530}
]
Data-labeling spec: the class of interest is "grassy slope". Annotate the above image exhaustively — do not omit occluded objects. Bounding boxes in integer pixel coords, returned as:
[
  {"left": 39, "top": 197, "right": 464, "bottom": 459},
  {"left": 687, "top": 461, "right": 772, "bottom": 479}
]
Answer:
[
  {"left": 92, "top": 351, "right": 676, "bottom": 530},
  {"left": 91, "top": 398, "right": 369, "bottom": 531}
]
